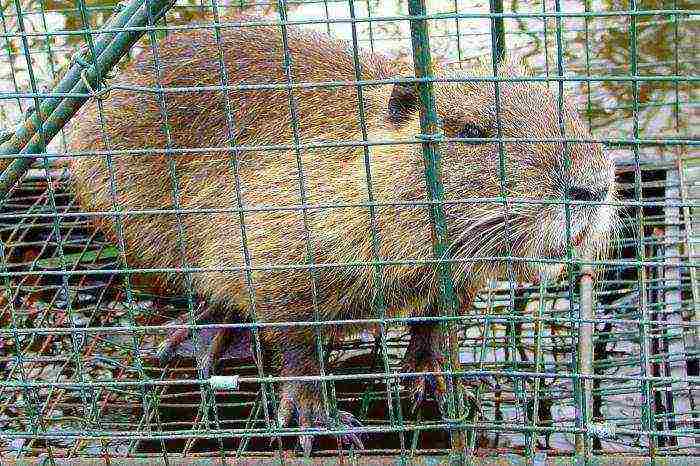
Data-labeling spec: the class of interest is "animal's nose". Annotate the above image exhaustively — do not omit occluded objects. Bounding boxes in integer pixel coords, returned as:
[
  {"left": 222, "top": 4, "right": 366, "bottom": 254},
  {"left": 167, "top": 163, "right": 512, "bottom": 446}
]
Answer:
[{"left": 566, "top": 186, "right": 608, "bottom": 202}]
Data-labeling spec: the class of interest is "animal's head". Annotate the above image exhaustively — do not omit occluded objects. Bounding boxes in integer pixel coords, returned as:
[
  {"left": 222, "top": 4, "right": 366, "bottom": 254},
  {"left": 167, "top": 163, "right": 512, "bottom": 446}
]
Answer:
[{"left": 381, "top": 57, "right": 617, "bottom": 284}]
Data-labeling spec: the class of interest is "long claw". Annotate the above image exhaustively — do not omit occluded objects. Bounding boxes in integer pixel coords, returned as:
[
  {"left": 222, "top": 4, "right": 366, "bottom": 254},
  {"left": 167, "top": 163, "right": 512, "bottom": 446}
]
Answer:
[
  {"left": 338, "top": 410, "right": 362, "bottom": 428},
  {"left": 434, "top": 375, "right": 493, "bottom": 420},
  {"left": 407, "top": 370, "right": 450, "bottom": 416},
  {"left": 411, "top": 377, "right": 426, "bottom": 415},
  {"left": 300, "top": 434, "right": 313, "bottom": 457},
  {"left": 277, "top": 401, "right": 293, "bottom": 431},
  {"left": 313, "top": 411, "right": 365, "bottom": 450},
  {"left": 198, "top": 355, "right": 213, "bottom": 380},
  {"left": 436, "top": 389, "right": 448, "bottom": 417},
  {"left": 345, "top": 432, "right": 364, "bottom": 450},
  {"left": 156, "top": 300, "right": 217, "bottom": 367},
  {"left": 336, "top": 411, "right": 364, "bottom": 450}
]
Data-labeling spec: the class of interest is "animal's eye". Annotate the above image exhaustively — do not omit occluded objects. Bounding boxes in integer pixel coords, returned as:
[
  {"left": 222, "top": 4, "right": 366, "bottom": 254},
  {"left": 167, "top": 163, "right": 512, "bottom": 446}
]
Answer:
[{"left": 457, "top": 124, "right": 487, "bottom": 142}]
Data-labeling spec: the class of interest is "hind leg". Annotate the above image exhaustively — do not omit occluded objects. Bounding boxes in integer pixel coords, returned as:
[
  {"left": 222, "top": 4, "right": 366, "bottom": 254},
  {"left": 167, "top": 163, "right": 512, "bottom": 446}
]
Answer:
[
  {"left": 192, "top": 324, "right": 241, "bottom": 378},
  {"left": 269, "top": 329, "right": 364, "bottom": 455},
  {"left": 157, "top": 299, "right": 252, "bottom": 377},
  {"left": 157, "top": 298, "right": 213, "bottom": 365}
]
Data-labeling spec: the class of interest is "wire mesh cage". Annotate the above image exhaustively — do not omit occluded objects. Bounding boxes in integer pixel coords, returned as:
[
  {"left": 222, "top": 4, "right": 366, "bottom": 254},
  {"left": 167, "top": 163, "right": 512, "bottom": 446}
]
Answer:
[{"left": 0, "top": 0, "right": 698, "bottom": 464}]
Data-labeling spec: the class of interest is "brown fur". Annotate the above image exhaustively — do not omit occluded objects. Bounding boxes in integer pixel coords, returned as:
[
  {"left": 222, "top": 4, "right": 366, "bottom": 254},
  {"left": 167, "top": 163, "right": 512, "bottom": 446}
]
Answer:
[{"left": 67, "top": 18, "right": 617, "bottom": 439}]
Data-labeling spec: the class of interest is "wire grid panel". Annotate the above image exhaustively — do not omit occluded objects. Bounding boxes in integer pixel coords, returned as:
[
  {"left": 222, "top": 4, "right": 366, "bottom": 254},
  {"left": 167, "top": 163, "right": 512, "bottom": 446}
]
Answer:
[{"left": 0, "top": 0, "right": 698, "bottom": 463}]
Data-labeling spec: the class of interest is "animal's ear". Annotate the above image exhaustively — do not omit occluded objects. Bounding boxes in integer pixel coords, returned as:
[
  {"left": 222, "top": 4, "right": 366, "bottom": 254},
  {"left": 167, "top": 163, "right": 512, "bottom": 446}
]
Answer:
[{"left": 387, "top": 81, "right": 419, "bottom": 125}]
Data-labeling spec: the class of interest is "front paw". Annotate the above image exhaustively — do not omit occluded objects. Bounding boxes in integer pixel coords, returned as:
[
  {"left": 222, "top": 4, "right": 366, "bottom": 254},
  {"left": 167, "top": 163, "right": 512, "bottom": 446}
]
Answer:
[{"left": 402, "top": 350, "right": 449, "bottom": 415}]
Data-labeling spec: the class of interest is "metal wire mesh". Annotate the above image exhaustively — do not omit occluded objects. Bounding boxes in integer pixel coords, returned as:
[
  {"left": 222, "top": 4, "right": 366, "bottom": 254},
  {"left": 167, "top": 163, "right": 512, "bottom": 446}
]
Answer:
[{"left": 0, "top": 0, "right": 698, "bottom": 463}]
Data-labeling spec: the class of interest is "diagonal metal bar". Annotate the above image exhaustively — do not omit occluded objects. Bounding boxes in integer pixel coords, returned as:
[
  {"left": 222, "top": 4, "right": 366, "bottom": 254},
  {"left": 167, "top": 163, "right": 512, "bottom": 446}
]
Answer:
[{"left": 0, "top": 0, "right": 177, "bottom": 201}]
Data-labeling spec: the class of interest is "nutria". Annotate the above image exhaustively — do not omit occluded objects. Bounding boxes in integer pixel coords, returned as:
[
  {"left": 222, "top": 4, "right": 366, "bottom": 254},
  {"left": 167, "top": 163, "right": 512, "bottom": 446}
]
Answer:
[{"left": 67, "top": 18, "right": 617, "bottom": 454}]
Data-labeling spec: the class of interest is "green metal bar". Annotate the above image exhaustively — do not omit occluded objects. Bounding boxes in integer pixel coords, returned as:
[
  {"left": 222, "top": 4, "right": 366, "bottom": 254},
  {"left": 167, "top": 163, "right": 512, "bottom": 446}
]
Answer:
[
  {"left": 274, "top": 0, "right": 335, "bottom": 454},
  {"left": 525, "top": 281, "right": 548, "bottom": 456},
  {"left": 547, "top": 0, "right": 589, "bottom": 461},
  {"left": 62, "top": 0, "right": 166, "bottom": 459},
  {"left": 36, "top": 0, "right": 67, "bottom": 151},
  {"left": 489, "top": 0, "right": 506, "bottom": 61},
  {"left": 406, "top": 0, "right": 466, "bottom": 455},
  {"left": 0, "top": 0, "right": 177, "bottom": 200},
  {"left": 668, "top": 2, "right": 698, "bottom": 449},
  {"left": 2, "top": 310, "right": 698, "bottom": 338},
  {"left": 0, "top": 3, "right": 27, "bottom": 116},
  {"left": 452, "top": 0, "right": 464, "bottom": 62},
  {"left": 583, "top": 0, "right": 593, "bottom": 129},
  {"left": 540, "top": 0, "right": 551, "bottom": 75},
  {"left": 6, "top": 2, "right": 59, "bottom": 461},
  {"left": 486, "top": 0, "right": 525, "bottom": 456},
  {"left": 207, "top": 0, "right": 280, "bottom": 454},
  {"left": 136, "top": 0, "right": 215, "bottom": 459}
]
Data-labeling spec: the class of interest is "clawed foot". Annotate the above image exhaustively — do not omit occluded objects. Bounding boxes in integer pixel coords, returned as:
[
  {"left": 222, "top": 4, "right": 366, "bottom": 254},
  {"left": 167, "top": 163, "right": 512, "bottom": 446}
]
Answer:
[
  {"left": 156, "top": 303, "right": 252, "bottom": 378},
  {"left": 402, "top": 350, "right": 449, "bottom": 415},
  {"left": 402, "top": 324, "right": 452, "bottom": 415},
  {"left": 275, "top": 382, "right": 364, "bottom": 456},
  {"left": 402, "top": 324, "right": 492, "bottom": 417},
  {"left": 403, "top": 352, "right": 492, "bottom": 418}
]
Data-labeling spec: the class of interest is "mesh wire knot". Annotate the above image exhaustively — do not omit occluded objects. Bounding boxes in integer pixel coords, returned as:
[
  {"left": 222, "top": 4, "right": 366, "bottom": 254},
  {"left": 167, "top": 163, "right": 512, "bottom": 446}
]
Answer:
[
  {"left": 114, "top": 0, "right": 129, "bottom": 12},
  {"left": 71, "top": 43, "right": 115, "bottom": 100},
  {"left": 80, "top": 69, "right": 113, "bottom": 100},
  {"left": 70, "top": 43, "right": 92, "bottom": 68}
]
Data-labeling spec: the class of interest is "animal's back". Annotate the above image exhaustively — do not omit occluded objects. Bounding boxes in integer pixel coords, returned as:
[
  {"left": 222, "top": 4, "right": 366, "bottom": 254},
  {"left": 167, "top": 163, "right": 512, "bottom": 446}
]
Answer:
[{"left": 68, "top": 20, "right": 422, "bottom": 316}]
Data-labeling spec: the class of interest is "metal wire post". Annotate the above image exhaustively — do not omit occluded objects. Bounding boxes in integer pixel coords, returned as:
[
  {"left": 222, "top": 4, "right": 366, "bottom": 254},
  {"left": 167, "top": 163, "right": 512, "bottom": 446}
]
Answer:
[{"left": 407, "top": 0, "right": 466, "bottom": 455}]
